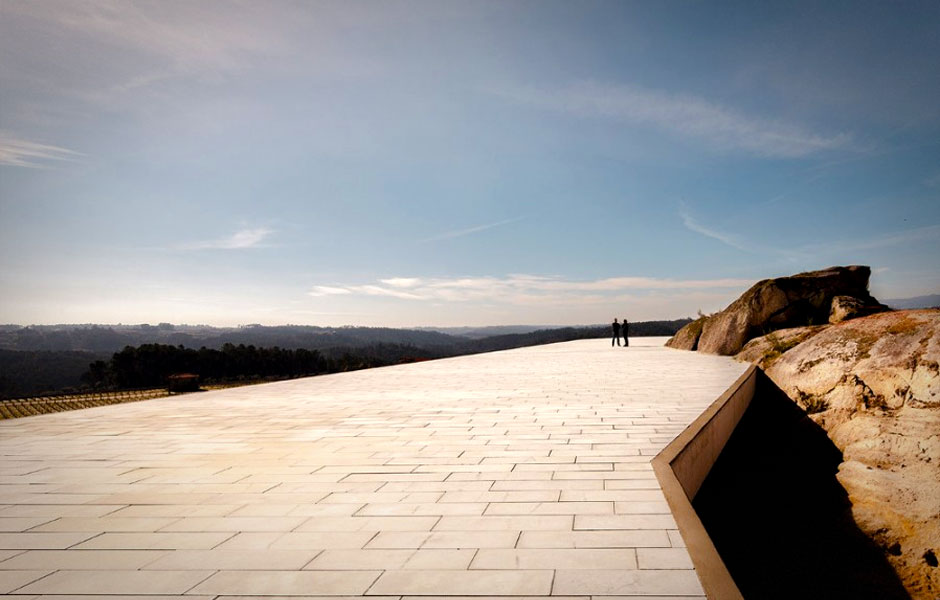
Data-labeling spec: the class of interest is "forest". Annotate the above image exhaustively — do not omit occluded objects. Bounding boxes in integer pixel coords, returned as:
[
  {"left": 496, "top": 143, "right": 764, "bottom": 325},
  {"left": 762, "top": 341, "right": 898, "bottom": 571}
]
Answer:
[{"left": 0, "top": 320, "right": 691, "bottom": 398}]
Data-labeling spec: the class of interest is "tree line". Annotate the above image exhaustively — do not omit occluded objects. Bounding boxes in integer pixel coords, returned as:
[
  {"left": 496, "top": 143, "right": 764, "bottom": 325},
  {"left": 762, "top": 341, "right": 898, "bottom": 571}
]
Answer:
[
  {"left": 0, "top": 323, "right": 460, "bottom": 353},
  {"left": 80, "top": 342, "right": 437, "bottom": 390},
  {"left": 1, "top": 320, "right": 691, "bottom": 398}
]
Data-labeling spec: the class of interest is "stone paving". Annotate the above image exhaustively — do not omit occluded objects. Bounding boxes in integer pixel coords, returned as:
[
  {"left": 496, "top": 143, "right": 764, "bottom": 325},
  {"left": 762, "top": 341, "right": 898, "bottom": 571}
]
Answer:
[{"left": 0, "top": 337, "right": 747, "bottom": 599}]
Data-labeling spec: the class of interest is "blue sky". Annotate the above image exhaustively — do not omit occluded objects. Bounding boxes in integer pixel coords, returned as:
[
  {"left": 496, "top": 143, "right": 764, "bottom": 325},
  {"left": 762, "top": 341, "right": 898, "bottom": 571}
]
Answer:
[{"left": 1, "top": 0, "right": 938, "bottom": 327}]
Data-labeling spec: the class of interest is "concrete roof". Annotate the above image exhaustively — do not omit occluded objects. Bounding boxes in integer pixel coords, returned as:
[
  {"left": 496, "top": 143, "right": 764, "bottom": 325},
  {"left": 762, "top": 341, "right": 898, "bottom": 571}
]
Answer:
[{"left": 0, "top": 337, "right": 747, "bottom": 598}]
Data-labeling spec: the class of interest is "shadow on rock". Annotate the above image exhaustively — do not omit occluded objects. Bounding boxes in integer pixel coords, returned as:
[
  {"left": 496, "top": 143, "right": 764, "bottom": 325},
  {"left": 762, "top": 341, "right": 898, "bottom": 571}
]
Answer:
[{"left": 693, "top": 372, "right": 911, "bottom": 600}]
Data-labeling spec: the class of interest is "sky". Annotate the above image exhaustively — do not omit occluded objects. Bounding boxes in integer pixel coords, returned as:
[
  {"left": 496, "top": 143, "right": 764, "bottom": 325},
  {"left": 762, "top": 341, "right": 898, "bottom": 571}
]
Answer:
[{"left": 1, "top": 0, "right": 938, "bottom": 327}]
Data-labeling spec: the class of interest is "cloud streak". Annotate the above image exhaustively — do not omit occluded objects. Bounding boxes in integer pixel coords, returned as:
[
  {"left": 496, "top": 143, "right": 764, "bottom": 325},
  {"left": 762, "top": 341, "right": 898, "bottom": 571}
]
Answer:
[
  {"left": 496, "top": 82, "right": 850, "bottom": 158},
  {"left": 4, "top": 2, "right": 282, "bottom": 75},
  {"left": 419, "top": 217, "right": 524, "bottom": 243},
  {"left": 679, "top": 207, "right": 751, "bottom": 252},
  {"left": 0, "top": 133, "right": 81, "bottom": 168},
  {"left": 308, "top": 273, "right": 752, "bottom": 304},
  {"left": 179, "top": 228, "right": 274, "bottom": 250}
]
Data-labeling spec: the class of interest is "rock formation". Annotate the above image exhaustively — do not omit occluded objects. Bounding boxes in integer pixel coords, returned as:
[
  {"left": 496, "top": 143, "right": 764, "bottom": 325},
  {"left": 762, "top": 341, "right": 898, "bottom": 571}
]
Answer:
[
  {"left": 830, "top": 294, "right": 890, "bottom": 323},
  {"left": 735, "top": 324, "right": 826, "bottom": 368},
  {"left": 743, "top": 310, "right": 940, "bottom": 599},
  {"left": 665, "top": 265, "right": 937, "bottom": 598},
  {"left": 667, "top": 265, "right": 886, "bottom": 355},
  {"left": 664, "top": 316, "right": 706, "bottom": 350}
]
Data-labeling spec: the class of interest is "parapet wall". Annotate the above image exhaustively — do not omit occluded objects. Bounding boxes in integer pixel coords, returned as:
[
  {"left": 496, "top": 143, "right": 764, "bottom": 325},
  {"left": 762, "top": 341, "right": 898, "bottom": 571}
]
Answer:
[{"left": 652, "top": 364, "right": 759, "bottom": 600}]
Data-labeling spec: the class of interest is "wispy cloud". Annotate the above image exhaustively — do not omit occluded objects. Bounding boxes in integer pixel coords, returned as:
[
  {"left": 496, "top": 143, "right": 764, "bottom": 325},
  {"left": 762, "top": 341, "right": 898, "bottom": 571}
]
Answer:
[
  {"left": 308, "top": 274, "right": 752, "bottom": 304},
  {"left": 308, "top": 286, "right": 353, "bottom": 297},
  {"left": 4, "top": 2, "right": 282, "bottom": 75},
  {"left": 0, "top": 1, "right": 296, "bottom": 117},
  {"left": 0, "top": 133, "right": 81, "bottom": 168},
  {"left": 678, "top": 206, "right": 751, "bottom": 252},
  {"left": 179, "top": 228, "right": 274, "bottom": 251},
  {"left": 354, "top": 285, "right": 425, "bottom": 300},
  {"left": 419, "top": 217, "right": 524, "bottom": 243},
  {"left": 678, "top": 207, "right": 822, "bottom": 266},
  {"left": 380, "top": 278, "right": 422, "bottom": 288},
  {"left": 495, "top": 82, "right": 850, "bottom": 158}
]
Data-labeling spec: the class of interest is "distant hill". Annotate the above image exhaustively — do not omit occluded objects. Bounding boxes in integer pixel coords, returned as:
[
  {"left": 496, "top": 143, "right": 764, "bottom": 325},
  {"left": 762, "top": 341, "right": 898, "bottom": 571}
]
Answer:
[
  {"left": 884, "top": 294, "right": 940, "bottom": 310},
  {"left": 0, "top": 324, "right": 461, "bottom": 353},
  {"left": 0, "top": 319, "right": 692, "bottom": 398},
  {"left": 0, "top": 320, "right": 693, "bottom": 353},
  {"left": 418, "top": 325, "right": 558, "bottom": 339}
]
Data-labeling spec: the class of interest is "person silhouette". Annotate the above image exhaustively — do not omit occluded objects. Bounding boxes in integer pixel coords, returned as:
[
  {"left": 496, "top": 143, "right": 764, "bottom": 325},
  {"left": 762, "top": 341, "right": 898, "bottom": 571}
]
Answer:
[
  {"left": 623, "top": 318, "right": 629, "bottom": 347},
  {"left": 611, "top": 318, "right": 621, "bottom": 347}
]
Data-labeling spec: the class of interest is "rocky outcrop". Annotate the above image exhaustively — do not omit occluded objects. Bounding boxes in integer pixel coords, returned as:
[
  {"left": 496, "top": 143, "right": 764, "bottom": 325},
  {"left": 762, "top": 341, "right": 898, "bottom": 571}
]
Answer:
[
  {"left": 666, "top": 267, "right": 935, "bottom": 596},
  {"left": 830, "top": 294, "right": 890, "bottom": 324},
  {"left": 667, "top": 265, "right": 887, "bottom": 356},
  {"left": 702, "top": 266, "right": 882, "bottom": 355},
  {"left": 752, "top": 310, "right": 940, "bottom": 599},
  {"left": 735, "top": 325, "right": 826, "bottom": 368},
  {"left": 664, "top": 316, "right": 705, "bottom": 350},
  {"left": 766, "top": 310, "right": 940, "bottom": 416}
]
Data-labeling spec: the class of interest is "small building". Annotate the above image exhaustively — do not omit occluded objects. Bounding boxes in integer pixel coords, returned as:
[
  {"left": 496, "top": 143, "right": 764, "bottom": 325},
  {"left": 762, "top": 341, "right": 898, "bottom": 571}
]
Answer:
[{"left": 167, "top": 373, "right": 200, "bottom": 393}]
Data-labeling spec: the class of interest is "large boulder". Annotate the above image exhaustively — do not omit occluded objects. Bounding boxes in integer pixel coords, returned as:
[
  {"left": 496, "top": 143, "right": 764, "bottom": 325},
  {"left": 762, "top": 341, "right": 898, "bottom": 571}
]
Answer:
[
  {"left": 735, "top": 324, "right": 826, "bottom": 368},
  {"left": 664, "top": 316, "right": 705, "bottom": 350},
  {"left": 767, "top": 310, "right": 940, "bottom": 416},
  {"left": 765, "top": 309, "right": 940, "bottom": 599},
  {"left": 694, "top": 265, "right": 883, "bottom": 355},
  {"left": 830, "top": 294, "right": 890, "bottom": 324}
]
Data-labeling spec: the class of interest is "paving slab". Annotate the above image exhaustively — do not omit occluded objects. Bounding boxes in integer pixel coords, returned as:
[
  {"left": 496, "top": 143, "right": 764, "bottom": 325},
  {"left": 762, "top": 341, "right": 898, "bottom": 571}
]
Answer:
[{"left": 0, "top": 337, "right": 746, "bottom": 598}]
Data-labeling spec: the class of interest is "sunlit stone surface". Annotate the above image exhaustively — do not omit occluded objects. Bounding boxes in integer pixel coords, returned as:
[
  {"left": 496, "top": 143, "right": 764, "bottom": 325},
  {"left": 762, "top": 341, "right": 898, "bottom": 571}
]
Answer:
[{"left": 0, "top": 337, "right": 746, "bottom": 598}]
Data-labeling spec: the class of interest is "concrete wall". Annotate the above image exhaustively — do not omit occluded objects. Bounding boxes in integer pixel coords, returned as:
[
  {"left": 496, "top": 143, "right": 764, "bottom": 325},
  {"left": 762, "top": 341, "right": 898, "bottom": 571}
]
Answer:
[{"left": 652, "top": 364, "right": 759, "bottom": 600}]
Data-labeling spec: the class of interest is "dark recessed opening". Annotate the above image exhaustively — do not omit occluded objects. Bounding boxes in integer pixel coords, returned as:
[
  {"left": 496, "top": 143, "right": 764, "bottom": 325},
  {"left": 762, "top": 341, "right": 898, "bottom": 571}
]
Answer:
[{"left": 693, "top": 373, "right": 911, "bottom": 600}]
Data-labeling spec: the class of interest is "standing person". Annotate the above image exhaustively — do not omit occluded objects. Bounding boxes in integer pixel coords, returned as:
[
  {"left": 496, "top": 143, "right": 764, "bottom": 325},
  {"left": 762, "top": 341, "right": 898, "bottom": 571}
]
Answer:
[
  {"left": 623, "top": 318, "right": 629, "bottom": 347},
  {"left": 611, "top": 318, "right": 621, "bottom": 347}
]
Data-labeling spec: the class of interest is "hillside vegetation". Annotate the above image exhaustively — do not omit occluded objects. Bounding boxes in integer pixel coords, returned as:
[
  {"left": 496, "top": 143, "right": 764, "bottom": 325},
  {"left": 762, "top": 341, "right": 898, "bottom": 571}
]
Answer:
[{"left": 0, "top": 320, "right": 690, "bottom": 398}]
